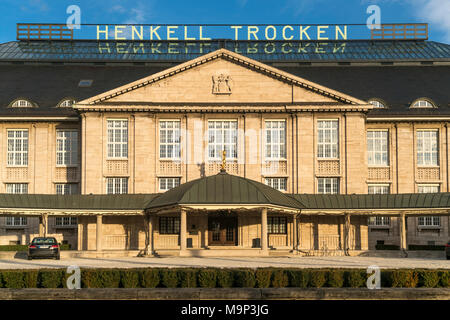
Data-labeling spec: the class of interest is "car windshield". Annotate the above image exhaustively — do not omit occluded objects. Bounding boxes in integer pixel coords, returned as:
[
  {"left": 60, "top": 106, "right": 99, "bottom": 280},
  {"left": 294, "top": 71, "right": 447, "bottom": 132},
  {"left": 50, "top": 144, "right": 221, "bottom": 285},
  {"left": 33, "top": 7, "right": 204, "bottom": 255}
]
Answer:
[{"left": 31, "top": 238, "right": 56, "bottom": 245}]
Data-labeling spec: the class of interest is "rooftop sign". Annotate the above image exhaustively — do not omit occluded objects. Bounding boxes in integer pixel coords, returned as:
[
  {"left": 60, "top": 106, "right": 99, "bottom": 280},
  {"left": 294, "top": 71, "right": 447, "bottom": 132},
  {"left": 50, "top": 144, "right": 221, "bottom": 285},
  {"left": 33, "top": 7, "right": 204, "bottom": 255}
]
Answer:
[{"left": 16, "top": 23, "right": 428, "bottom": 41}]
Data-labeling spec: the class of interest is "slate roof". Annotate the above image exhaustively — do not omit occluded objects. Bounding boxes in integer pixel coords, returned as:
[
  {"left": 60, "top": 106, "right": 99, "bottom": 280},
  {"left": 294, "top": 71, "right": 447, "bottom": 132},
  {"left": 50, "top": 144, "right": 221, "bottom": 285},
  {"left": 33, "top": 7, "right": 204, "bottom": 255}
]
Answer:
[{"left": 145, "top": 171, "right": 305, "bottom": 210}]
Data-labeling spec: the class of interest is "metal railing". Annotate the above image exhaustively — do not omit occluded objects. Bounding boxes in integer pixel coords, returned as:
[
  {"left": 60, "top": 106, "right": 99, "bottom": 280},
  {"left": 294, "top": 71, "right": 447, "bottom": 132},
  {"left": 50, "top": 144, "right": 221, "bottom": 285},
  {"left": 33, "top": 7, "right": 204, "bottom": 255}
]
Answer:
[
  {"left": 370, "top": 23, "right": 428, "bottom": 40},
  {"left": 17, "top": 23, "right": 74, "bottom": 40}
]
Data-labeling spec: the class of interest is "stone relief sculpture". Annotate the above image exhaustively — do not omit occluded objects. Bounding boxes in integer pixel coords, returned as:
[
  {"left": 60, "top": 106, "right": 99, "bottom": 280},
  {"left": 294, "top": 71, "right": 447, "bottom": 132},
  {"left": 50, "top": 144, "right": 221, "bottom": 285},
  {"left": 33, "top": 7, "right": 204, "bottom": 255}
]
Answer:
[{"left": 212, "top": 73, "right": 232, "bottom": 94}]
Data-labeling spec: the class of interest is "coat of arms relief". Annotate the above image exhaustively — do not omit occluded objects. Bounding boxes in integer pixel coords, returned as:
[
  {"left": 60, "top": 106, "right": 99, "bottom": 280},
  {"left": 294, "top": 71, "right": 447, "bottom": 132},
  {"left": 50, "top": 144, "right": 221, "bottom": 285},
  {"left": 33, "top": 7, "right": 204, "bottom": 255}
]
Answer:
[{"left": 212, "top": 72, "right": 233, "bottom": 94}]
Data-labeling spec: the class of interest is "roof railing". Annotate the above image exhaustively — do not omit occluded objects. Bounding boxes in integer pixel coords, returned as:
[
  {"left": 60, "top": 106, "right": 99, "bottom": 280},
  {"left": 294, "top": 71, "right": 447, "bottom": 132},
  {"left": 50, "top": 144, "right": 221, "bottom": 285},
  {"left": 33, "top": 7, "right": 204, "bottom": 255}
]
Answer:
[
  {"left": 17, "top": 23, "right": 73, "bottom": 41},
  {"left": 370, "top": 23, "right": 428, "bottom": 40}
]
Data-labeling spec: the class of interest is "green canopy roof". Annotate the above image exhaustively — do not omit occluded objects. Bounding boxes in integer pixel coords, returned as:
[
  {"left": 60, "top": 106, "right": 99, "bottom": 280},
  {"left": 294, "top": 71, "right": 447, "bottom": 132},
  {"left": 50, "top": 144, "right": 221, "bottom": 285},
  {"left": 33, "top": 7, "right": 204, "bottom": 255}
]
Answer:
[{"left": 145, "top": 171, "right": 305, "bottom": 211}]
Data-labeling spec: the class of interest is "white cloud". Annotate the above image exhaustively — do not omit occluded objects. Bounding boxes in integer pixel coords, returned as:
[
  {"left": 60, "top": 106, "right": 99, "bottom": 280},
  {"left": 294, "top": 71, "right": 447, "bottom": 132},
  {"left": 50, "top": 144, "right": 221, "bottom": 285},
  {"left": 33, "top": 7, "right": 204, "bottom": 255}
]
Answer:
[
  {"left": 124, "top": 2, "right": 149, "bottom": 25},
  {"left": 415, "top": 0, "right": 450, "bottom": 42}
]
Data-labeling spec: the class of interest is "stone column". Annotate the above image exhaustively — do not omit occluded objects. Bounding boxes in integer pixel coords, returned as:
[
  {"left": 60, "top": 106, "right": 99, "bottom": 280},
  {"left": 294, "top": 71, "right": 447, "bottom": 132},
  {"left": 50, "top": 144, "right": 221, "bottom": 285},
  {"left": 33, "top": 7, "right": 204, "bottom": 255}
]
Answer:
[
  {"left": 96, "top": 215, "right": 103, "bottom": 252},
  {"left": 344, "top": 213, "right": 351, "bottom": 256},
  {"left": 149, "top": 214, "right": 154, "bottom": 255},
  {"left": 292, "top": 215, "right": 298, "bottom": 251},
  {"left": 400, "top": 213, "right": 407, "bottom": 252},
  {"left": 39, "top": 213, "right": 48, "bottom": 237},
  {"left": 261, "top": 208, "right": 268, "bottom": 253},
  {"left": 180, "top": 209, "right": 187, "bottom": 255}
]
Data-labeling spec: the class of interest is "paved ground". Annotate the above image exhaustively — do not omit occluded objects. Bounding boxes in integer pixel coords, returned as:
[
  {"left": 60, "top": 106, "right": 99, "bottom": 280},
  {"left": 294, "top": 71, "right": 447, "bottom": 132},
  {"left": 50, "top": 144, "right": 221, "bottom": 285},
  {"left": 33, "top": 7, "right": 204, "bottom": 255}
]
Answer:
[{"left": 0, "top": 256, "right": 448, "bottom": 269}]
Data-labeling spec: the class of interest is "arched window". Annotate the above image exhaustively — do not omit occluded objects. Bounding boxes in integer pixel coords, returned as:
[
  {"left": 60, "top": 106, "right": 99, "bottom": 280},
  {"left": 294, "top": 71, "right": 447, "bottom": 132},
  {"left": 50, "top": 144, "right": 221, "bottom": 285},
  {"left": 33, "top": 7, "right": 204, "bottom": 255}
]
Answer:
[
  {"left": 58, "top": 99, "right": 75, "bottom": 107},
  {"left": 368, "top": 99, "right": 386, "bottom": 109},
  {"left": 411, "top": 99, "right": 435, "bottom": 108},
  {"left": 10, "top": 99, "right": 33, "bottom": 108}
]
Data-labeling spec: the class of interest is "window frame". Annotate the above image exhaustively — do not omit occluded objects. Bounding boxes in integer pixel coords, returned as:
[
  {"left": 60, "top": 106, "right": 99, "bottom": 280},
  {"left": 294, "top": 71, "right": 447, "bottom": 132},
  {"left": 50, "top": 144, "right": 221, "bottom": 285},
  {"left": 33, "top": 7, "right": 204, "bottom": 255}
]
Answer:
[
  {"left": 5, "top": 216, "right": 28, "bottom": 227},
  {"left": 264, "top": 177, "right": 288, "bottom": 192},
  {"left": 368, "top": 184, "right": 390, "bottom": 194},
  {"left": 55, "top": 183, "right": 79, "bottom": 195},
  {"left": 106, "top": 177, "right": 128, "bottom": 194},
  {"left": 264, "top": 120, "right": 287, "bottom": 160},
  {"left": 317, "top": 177, "right": 339, "bottom": 194},
  {"left": 6, "top": 183, "right": 28, "bottom": 194},
  {"left": 416, "top": 129, "right": 439, "bottom": 167},
  {"left": 159, "top": 216, "right": 180, "bottom": 235},
  {"left": 55, "top": 216, "right": 77, "bottom": 227},
  {"left": 367, "top": 129, "right": 389, "bottom": 167},
  {"left": 106, "top": 119, "right": 129, "bottom": 159},
  {"left": 368, "top": 216, "right": 391, "bottom": 227},
  {"left": 410, "top": 99, "right": 436, "bottom": 109},
  {"left": 267, "top": 216, "right": 287, "bottom": 234},
  {"left": 368, "top": 99, "right": 387, "bottom": 109},
  {"left": 56, "top": 130, "right": 78, "bottom": 167},
  {"left": 7, "top": 129, "right": 29, "bottom": 167},
  {"left": 418, "top": 216, "right": 441, "bottom": 227},
  {"left": 10, "top": 99, "right": 34, "bottom": 108},
  {"left": 207, "top": 120, "right": 238, "bottom": 161},
  {"left": 159, "top": 119, "right": 181, "bottom": 160},
  {"left": 158, "top": 177, "right": 181, "bottom": 192},
  {"left": 317, "top": 119, "right": 339, "bottom": 159}
]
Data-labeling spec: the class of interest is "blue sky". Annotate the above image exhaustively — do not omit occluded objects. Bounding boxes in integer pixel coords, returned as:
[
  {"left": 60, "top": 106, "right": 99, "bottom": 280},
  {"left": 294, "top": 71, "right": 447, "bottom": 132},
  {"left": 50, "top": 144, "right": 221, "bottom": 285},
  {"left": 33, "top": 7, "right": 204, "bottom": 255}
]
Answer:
[{"left": 0, "top": 0, "right": 449, "bottom": 43}]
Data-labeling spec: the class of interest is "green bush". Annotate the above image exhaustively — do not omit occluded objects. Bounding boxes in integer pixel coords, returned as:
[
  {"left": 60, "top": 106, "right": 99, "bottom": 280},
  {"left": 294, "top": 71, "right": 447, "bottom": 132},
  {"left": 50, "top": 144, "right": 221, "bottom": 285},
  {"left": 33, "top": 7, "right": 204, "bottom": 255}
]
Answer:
[
  {"left": 82, "top": 269, "right": 121, "bottom": 288},
  {"left": 271, "top": 270, "right": 288, "bottom": 288},
  {"left": 309, "top": 270, "right": 327, "bottom": 288},
  {"left": 2, "top": 271, "right": 25, "bottom": 288},
  {"left": 120, "top": 269, "right": 140, "bottom": 288},
  {"left": 216, "top": 269, "right": 234, "bottom": 288},
  {"left": 197, "top": 269, "right": 217, "bottom": 288},
  {"left": 327, "top": 270, "right": 345, "bottom": 287},
  {"left": 286, "top": 269, "right": 310, "bottom": 288},
  {"left": 0, "top": 244, "right": 71, "bottom": 251},
  {"left": 345, "top": 269, "right": 366, "bottom": 288},
  {"left": 24, "top": 270, "right": 39, "bottom": 288},
  {"left": 418, "top": 270, "right": 440, "bottom": 288},
  {"left": 139, "top": 269, "right": 159, "bottom": 288},
  {"left": 160, "top": 269, "right": 178, "bottom": 288},
  {"left": 38, "top": 269, "right": 64, "bottom": 288},
  {"left": 233, "top": 269, "right": 256, "bottom": 288},
  {"left": 255, "top": 269, "right": 272, "bottom": 288},
  {"left": 439, "top": 270, "right": 450, "bottom": 287},
  {"left": 389, "top": 270, "right": 419, "bottom": 288},
  {"left": 178, "top": 269, "right": 197, "bottom": 288}
]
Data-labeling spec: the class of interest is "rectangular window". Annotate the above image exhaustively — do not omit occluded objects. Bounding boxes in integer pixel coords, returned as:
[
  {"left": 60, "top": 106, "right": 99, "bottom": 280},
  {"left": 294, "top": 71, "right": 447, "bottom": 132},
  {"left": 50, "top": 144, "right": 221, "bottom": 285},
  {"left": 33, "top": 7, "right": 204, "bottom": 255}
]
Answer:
[
  {"left": 369, "top": 216, "right": 391, "bottom": 226},
  {"left": 317, "top": 120, "right": 338, "bottom": 158},
  {"left": 268, "top": 217, "right": 287, "bottom": 234},
  {"left": 317, "top": 178, "right": 339, "bottom": 194},
  {"left": 55, "top": 183, "right": 79, "bottom": 195},
  {"left": 417, "top": 130, "right": 438, "bottom": 166},
  {"left": 208, "top": 120, "right": 238, "bottom": 160},
  {"left": 159, "top": 217, "right": 180, "bottom": 234},
  {"left": 418, "top": 216, "right": 440, "bottom": 227},
  {"left": 160, "top": 120, "right": 181, "bottom": 159},
  {"left": 265, "top": 177, "right": 287, "bottom": 191},
  {"left": 159, "top": 177, "right": 181, "bottom": 192},
  {"left": 368, "top": 184, "right": 390, "bottom": 194},
  {"left": 7, "top": 129, "right": 28, "bottom": 166},
  {"left": 367, "top": 130, "right": 388, "bottom": 166},
  {"left": 5, "top": 216, "right": 27, "bottom": 226},
  {"left": 6, "top": 183, "right": 28, "bottom": 194},
  {"left": 106, "top": 177, "right": 128, "bottom": 194},
  {"left": 55, "top": 217, "right": 77, "bottom": 226},
  {"left": 107, "top": 120, "right": 128, "bottom": 158},
  {"left": 265, "top": 120, "right": 286, "bottom": 159},
  {"left": 418, "top": 185, "right": 440, "bottom": 193},
  {"left": 56, "top": 130, "right": 78, "bottom": 166}
]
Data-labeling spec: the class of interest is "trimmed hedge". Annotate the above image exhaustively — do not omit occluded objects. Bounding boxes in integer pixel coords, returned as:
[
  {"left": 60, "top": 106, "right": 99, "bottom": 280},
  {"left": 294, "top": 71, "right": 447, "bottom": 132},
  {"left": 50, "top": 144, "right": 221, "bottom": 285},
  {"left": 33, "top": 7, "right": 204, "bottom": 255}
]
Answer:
[
  {"left": 0, "top": 244, "right": 72, "bottom": 251},
  {"left": 0, "top": 268, "right": 448, "bottom": 288}
]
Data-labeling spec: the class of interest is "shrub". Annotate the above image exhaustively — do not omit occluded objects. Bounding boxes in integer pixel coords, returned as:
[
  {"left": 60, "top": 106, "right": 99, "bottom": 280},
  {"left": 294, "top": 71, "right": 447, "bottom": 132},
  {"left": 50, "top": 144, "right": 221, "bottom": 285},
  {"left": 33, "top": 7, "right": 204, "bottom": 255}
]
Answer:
[
  {"left": 309, "top": 270, "right": 327, "bottom": 288},
  {"left": 439, "top": 270, "right": 450, "bottom": 287},
  {"left": 178, "top": 269, "right": 197, "bottom": 288},
  {"left": 390, "top": 270, "right": 419, "bottom": 288},
  {"left": 327, "top": 270, "right": 345, "bottom": 288},
  {"left": 139, "top": 269, "right": 159, "bottom": 288},
  {"left": 160, "top": 269, "right": 178, "bottom": 288},
  {"left": 2, "top": 271, "right": 25, "bottom": 288},
  {"left": 286, "top": 269, "right": 310, "bottom": 288},
  {"left": 255, "top": 269, "right": 272, "bottom": 288},
  {"left": 345, "top": 269, "right": 366, "bottom": 288},
  {"left": 38, "top": 269, "right": 64, "bottom": 288},
  {"left": 418, "top": 270, "right": 440, "bottom": 288},
  {"left": 216, "top": 269, "right": 234, "bottom": 288},
  {"left": 197, "top": 269, "right": 217, "bottom": 288},
  {"left": 271, "top": 270, "right": 288, "bottom": 288},
  {"left": 120, "top": 269, "right": 140, "bottom": 288},
  {"left": 81, "top": 269, "right": 121, "bottom": 288},
  {"left": 233, "top": 269, "right": 256, "bottom": 288}
]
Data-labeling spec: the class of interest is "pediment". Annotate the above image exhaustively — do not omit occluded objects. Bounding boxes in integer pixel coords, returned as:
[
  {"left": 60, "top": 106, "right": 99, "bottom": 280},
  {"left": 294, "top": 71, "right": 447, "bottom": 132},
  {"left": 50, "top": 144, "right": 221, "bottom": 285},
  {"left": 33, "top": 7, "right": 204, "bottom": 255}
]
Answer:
[{"left": 77, "top": 49, "right": 368, "bottom": 107}]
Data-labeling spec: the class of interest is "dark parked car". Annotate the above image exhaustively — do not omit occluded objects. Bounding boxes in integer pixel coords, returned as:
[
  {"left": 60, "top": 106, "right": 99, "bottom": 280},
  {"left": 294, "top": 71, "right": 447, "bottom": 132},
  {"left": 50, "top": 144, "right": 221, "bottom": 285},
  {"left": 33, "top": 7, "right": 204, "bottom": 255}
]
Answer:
[
  {"left": 28, "top": 237, "right": 60, "bottom": 260},
  {"left": 446, "top": 241, "right": 450, "bottom": 260}
]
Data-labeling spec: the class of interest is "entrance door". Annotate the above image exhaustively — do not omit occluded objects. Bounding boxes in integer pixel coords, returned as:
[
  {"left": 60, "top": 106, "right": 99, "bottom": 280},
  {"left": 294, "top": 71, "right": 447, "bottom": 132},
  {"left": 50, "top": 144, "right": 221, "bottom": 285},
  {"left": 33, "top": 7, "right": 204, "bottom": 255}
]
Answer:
[{"left": 208, "top": 216, "right": 237, "bottom": 246}]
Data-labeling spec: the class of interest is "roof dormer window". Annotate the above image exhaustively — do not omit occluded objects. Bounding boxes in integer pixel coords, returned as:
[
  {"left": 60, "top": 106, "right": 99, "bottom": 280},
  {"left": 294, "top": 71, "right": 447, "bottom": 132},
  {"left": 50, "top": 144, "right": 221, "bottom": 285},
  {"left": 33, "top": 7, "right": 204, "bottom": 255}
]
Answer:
[
  {"left": 58, "top": 99, "right": 76, "bottom": 107},
  {"left": 368, "top": 99, "right": 386, "bottom": 109},
  {"left": 10, "top": 99, "right": 34, "bottom": 108},
  {"left": 411, "top": 99, "right": 435, "bottom": 108}
]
